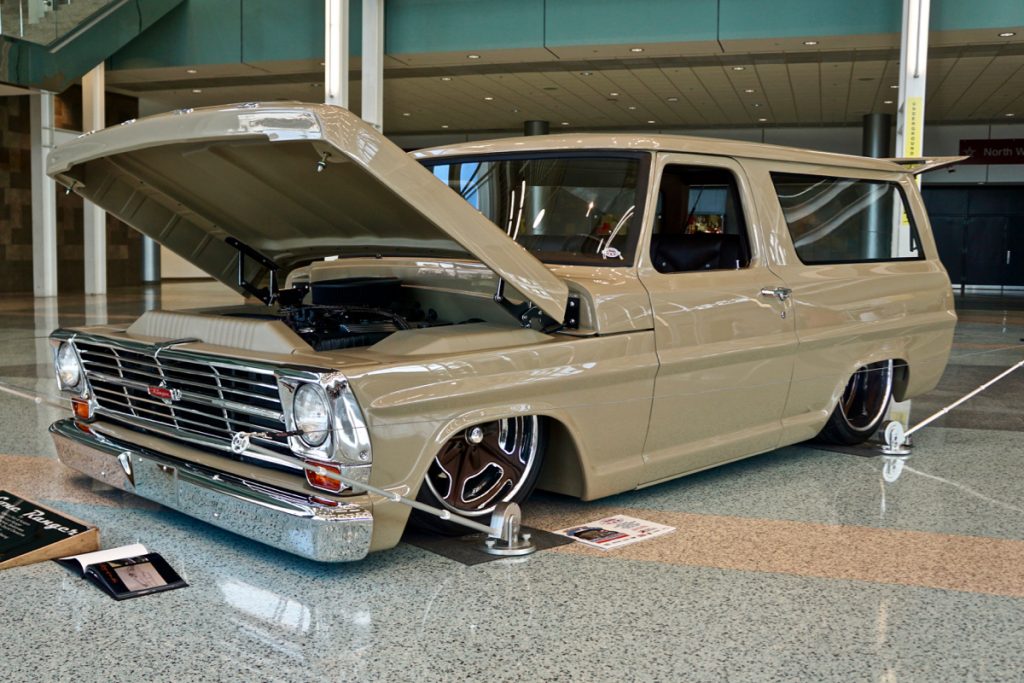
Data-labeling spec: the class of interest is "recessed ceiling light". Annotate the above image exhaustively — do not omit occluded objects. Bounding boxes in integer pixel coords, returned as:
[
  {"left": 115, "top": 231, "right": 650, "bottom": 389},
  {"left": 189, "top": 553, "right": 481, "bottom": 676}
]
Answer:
[
  {"left": 999, "top": 31, "right": 1016, "bottom": 37},
  {"left": 630, "top": 47, "right": 644, "bottom": 53},
  {"left": 561, "top": 121, "right": 570, "bottom": 126},
  {"left": 732, "top": 66, "right": 746, "bottom": 71},
  {"left": 483, "top": 96, "right": 494, "bottom": 101},
  {"left": 667, "top": 96, "right": 679, "bottom": 102},
  {"left": 753, "top": 103, "right": 762, "bottom": 108},
  {"left": 319, "top": 62, "right": 325, "bottom": 67},
  {"left": 441, "top": 124, "right": 449, "bottom": 129},
  {"left": 803, "top": 40, "right": 819, "bottom": 46},
  {"left": 609, "top": 92, "right": 619, "bottom": 97},
  {"left": 647, "top": 120, "right": 656, "bottom": 124},
  {"left": 744, "top": 88, "right": 756, "bottom": 93},
  {"left": 467, "top": 54, "right": 480, "bottom": 59},
  {"left": 402, "top": 112, "right": 411, "bottom": 117},
  {"left": 580, "top": 71, "right": 593, "bottom": 76},
  {"left": 512, "top": 107, "right": 520, "bottom": 113},
  {"left": 884, "top": 99, "right": 894, "bottom": 104},
  {"left": 186, "top": 68, "right": 197, "bottom": 74},
  {"left": 627, "top": 105, "right": 637, "bottom": 110},
  {"left": 191, "top": 88, "right": 202, "bottom": 94},
  {"left": 440, "top": 76, "right": 452, "bottom": 81},
  {"left": 890, "top": 84, "right": 900, "bottom": 89},
  {"left": 757, "top": 117, "right": 768, "bottom": 122},
  {"left": 1006, "top": 112, "right": 1016, "bottom": 117}
]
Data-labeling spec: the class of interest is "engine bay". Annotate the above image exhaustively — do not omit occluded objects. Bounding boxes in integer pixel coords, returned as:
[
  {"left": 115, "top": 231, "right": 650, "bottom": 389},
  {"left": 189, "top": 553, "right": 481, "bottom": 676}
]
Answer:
[{"left": 271, "top": 276, "right": 459, "bottom": 351}]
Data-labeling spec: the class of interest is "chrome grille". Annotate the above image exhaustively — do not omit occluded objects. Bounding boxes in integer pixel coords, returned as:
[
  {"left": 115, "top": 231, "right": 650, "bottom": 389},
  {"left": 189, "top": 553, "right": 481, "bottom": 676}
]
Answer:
[{"left": 76, "top": 340, "right": 290, "bottom": 456}]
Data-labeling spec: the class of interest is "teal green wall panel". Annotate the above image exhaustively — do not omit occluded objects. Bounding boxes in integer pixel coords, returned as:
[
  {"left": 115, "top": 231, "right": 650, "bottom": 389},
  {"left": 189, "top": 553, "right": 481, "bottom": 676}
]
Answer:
[
  {"left": 931, "top": 0, "right": 1024, "bottom": 31},
  {"left": 545, "top": 0, "right": 717, "bottom": 46},
  {"left": 109, "top": 0, "right": 242, "bottom": 69},
  {"left": 241, "top": 0, "right": 362, "bottom": 63},
  {"left": 385, "top": 0, "right": 545, "bottom": 54},
  {"left": 719, "top": 0, "right": 901, "bottom": 39}
]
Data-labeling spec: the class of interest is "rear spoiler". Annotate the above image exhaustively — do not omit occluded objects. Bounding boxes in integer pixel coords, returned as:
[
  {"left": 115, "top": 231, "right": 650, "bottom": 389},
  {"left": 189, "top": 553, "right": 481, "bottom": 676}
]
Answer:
[{"left": 884, "top": 156, "right": 969, "bottom": 175}]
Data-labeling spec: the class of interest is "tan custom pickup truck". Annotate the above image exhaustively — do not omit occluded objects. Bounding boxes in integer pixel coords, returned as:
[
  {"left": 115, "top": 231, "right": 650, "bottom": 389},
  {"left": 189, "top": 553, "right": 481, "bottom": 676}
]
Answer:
[{"left": 46, "top": 102, "right": 957, "bottom": 561}]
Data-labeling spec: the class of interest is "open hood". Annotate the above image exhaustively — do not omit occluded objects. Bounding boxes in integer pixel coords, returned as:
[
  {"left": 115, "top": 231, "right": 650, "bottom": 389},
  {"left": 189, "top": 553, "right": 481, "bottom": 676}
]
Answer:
[{"left": 47, "top": 102, "right": 569, "bottom": 321}]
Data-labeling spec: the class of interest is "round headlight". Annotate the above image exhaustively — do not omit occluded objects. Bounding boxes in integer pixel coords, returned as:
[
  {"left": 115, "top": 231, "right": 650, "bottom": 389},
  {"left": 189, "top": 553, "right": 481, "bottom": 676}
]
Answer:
[
  {"left": 56, "top": 343, "right": 82, "bottom": 390},
  {"left": 293, "top": 383, "right": 331, "bottom": 447}
]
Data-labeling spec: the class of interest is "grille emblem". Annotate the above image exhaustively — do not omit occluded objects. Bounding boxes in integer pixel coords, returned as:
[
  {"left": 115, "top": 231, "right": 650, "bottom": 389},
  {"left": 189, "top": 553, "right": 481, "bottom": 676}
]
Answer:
[{"left": 148, "top": 384, "right": 182, "bottom": 403}]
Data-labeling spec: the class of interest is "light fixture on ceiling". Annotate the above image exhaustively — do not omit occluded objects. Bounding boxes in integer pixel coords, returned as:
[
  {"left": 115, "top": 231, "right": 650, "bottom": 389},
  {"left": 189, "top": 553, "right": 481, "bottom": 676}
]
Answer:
[
  {"left": 186, "top": 68, "right": 197, "bottom": 74},
  {"left": 744, "top": 88, "right": 756, "bottom": 93},
  {"left": 1006, "top": 113, "right": 1016, "bottom": 117},
  {"left": 758, "top": 117, "right": 768, "bottom": 122},
  {"left": 483, "top": 96, "right": 494, "bottom": 101},
  {"left": 667, "top": 96, "right": 679, "bottom": 102},
  {"left": 402, "top": 112, "right": 411, "bottom": 117},
  {"left": 803, "top": 40, "right": 819, "bottom": 46},
  {"left": 319, "top": 62, "right": 325, "bottom": 67},
  {"left": 561, "top": 121, "right": 570, "bottom": 126},
  {"left": 627, "top": 105, "right": 637, "bottom": 110},
  {"left": 440, "top": 76, "right": 452, "bottom": 81},
  {"left": 752, "top": 103, "right": 762, "bottom": 108},
  {"left": 609, "top": 91, "right": 619, "bottom": 97},
  {"left": 884, "top": 100, "right": 894, "bottom": 104},
  {"left": 647, "top": 120, "right": 656, "bottom": 124},
  {"left": 999, "top": 31, "right": 1016, "bottom": 37},
  {"left": 191, "top": 88, "right": 202, "bottom": 94},
  {"left": 512, "top": 107, "right": 520, "bottom": 113},
  {"left": 441, "top": 124, "right": 449, "bottom": 129},
  {"left": 890, "top": 84, "right": 900, "bottom": 89},
  {"left": 580, "top": 71, "right": 593, "bottom": 76},
  {"left": 630, "top": 47, "right": 644, "bottom": 53},
  {"left": 732, "top": 66, "right": 746, "bottom": 71},
  {"left": 467, "top": 54, "right": 481, "bottom": 59}
]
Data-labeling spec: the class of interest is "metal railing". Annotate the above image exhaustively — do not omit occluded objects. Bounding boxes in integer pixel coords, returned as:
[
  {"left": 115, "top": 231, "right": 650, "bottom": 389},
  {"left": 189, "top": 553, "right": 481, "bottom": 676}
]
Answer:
[{"left": 0, "top": 0, "right": 120, "bottom": 46}]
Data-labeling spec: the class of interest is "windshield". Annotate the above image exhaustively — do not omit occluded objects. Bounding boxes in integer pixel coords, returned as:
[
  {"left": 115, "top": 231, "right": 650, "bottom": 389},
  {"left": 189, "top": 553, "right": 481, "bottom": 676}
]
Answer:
[{"left": 421, "top": 154, "right": 645, "bottom": 266}]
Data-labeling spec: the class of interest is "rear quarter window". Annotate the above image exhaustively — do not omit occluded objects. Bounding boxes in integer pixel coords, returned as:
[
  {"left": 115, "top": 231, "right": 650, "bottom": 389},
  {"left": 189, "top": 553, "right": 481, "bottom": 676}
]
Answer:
[{"left": 771, "top": 172, "right": 925, "bottom": 264}]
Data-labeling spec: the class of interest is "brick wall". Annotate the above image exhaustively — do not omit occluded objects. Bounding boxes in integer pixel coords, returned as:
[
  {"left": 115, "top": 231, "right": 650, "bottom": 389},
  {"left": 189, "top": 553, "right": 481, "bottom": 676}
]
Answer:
[{"left": 0, "top": 90, "right": 142, "bottom": 294}]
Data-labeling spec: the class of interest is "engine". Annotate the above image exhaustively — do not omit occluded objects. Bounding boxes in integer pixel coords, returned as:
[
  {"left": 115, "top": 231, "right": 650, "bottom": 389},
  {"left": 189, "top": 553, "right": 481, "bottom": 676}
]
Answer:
[{"left": 276, "top": 276, "right": 450, "bottom": 351}]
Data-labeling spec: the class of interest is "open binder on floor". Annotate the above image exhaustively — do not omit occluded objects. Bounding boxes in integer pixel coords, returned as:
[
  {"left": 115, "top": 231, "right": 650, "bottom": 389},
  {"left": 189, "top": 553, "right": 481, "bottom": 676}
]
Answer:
[{"left": 57, "top": 544, "right": 188, "bottom": 601}]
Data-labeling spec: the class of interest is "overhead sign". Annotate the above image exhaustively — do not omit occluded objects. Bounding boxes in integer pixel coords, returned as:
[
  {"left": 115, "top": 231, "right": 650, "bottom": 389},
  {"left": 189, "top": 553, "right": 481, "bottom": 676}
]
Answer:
[{"left": 958, "top": 139, "right": 1024, "bottom": 165}]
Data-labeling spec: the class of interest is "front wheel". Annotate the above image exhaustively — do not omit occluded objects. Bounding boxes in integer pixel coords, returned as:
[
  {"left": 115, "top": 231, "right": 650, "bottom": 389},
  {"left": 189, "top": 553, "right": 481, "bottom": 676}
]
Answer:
[
  {"left": 817, "top": 360, "right": 894, "bottom": 445},
  {"left": 413, "top": 416, "right": 545, "bottom": 535}
]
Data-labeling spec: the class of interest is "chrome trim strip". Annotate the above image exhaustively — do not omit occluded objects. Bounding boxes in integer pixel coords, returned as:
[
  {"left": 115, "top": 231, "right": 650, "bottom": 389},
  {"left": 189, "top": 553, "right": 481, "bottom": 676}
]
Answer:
[{"left": 50, "top": 419, "right": 373, "bottom": 562}]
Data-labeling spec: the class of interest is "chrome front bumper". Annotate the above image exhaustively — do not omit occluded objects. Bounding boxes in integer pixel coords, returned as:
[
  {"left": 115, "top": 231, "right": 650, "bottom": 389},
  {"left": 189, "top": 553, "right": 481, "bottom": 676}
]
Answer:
[{"left": 50, "top": 419, "right": 373, "bottom": 562}]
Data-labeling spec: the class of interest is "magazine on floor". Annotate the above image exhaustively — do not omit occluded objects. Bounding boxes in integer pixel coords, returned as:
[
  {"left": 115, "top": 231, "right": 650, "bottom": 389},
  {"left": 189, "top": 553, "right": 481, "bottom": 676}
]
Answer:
[{"left": 554, "top": 514, "right": 675, "bottom": 550}]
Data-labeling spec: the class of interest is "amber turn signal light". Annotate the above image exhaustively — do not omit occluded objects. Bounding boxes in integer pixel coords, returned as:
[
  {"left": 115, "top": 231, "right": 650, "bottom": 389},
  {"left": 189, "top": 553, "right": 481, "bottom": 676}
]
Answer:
[
  {"left": 72, "top": 397, "right": 93, "bottom": 421},
  {"left": 305, "top": 459, "right": 343, "bottom": 493}
]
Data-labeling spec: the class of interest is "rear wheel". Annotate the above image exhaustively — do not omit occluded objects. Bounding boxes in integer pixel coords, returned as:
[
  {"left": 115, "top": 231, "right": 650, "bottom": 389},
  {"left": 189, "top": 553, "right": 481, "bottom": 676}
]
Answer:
[
  {"left": 413, "top": 416, "right": 545, "bottom": 535},
  {"left": 817, "top": 360, "right": 894, "bottom": 445}
]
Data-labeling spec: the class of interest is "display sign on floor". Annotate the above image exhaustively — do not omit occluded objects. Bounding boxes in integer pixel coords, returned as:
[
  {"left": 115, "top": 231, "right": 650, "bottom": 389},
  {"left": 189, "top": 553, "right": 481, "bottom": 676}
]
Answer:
[
  {"left": 554, "top": 515, "right": 675, "bottom": 550},
  {"left": 58, "top": 544, "right": 188, "bottom": 600},
  {"left": 0, "top": 490, "right": 98, "bottom": 569}
]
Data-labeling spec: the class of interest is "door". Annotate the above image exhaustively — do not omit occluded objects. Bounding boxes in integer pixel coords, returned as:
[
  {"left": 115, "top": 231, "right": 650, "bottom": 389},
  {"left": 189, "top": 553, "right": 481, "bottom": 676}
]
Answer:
[
  {"left": 638, "top": 155, "right": 797, "bottom": 484},
  {"left": 965, "top": 217, "right": 1008, "bottom": 285}
]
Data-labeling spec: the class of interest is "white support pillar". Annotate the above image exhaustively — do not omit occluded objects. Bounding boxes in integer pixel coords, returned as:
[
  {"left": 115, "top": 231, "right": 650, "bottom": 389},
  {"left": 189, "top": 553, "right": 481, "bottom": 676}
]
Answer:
[
  {"left": 361, "top": 0, "right": 384, "bottom": 131},
  {"left": 325, "top": 0, "right": 350, "bottom": 108},
  {"left": 889, "top": 0, "right": 930, "bottom": 433},
  {"left": 29, "top": 91, "right": 57, "bottom": 298},
  {"left": 82, "top": 63, "right": 107, "bottom": 295}
]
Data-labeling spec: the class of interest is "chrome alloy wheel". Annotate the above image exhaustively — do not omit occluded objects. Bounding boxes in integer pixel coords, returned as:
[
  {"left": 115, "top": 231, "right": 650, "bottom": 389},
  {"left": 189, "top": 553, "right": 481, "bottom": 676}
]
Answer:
[
  {"left": 838, "top": 359, "right": 894, "bottom": 431},
  {"left": 425, "top": 416, "right": 541, "bottom": 517}
]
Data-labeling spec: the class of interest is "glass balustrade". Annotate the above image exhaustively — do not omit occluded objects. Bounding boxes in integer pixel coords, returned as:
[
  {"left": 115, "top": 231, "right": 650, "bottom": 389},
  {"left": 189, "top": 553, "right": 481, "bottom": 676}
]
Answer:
[{"left": 0, "top": 0, "right": 120, "bottom": 46}]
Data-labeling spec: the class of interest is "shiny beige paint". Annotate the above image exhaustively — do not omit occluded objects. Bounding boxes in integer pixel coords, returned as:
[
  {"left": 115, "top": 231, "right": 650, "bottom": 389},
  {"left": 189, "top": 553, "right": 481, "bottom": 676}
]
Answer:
[{"left": 47, "top": 109, "right": 956, "bottom": 555}]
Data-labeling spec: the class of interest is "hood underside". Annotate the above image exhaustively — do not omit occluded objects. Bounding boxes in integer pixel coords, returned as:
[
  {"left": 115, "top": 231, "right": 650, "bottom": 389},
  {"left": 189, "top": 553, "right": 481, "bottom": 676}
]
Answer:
[{"left": 47, "top": 102, "right": 569, "bottom": 320}]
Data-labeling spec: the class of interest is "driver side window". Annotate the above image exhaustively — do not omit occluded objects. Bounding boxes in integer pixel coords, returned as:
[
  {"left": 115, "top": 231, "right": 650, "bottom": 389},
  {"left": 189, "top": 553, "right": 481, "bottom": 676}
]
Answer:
[{"left": 651, "top": 165, "right": 752, "bottom": 273}]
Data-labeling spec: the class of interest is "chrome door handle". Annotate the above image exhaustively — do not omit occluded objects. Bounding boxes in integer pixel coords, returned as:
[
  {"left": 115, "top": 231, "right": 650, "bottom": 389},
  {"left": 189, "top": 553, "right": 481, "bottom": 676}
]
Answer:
[{"left": 760, "top": 286, "right": 792, "bottom": 302}]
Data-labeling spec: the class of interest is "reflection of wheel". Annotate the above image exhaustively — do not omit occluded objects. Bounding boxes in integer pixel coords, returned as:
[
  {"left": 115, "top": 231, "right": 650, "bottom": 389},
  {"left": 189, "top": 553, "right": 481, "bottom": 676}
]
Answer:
[
  {"left": 414, "top": 416, "right": 545, "bottom": 534},
  {"left": 817, "top": 360, "right": 894, "bottom": 445}
]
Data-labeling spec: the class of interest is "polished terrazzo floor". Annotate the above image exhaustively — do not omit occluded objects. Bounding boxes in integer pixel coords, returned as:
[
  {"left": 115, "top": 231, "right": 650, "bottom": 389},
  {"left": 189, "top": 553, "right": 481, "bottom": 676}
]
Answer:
[{"left": 1, "top": 282, "right": 1022, "bottom": 682}]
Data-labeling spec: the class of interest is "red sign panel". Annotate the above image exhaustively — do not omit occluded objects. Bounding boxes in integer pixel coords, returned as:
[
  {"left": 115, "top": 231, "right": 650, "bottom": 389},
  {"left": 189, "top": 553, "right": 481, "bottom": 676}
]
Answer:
[{"left": 958, "top": 139, "right": 1024, "bottom": 165}]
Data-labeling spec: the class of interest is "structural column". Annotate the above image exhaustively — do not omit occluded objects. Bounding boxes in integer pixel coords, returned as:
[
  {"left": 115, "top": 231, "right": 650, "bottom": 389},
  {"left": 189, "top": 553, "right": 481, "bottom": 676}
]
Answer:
[
  {"left": 862, "top": 113, "right": 893, "bottom": 259},
  {"left": 325, "top": 0, "right": 350, "bottom": 107},
  {"left": 82, "top": 64, "right": 107, "bottom": 295},
  {"left": 361, "top": 0, "right": 384, "bottom": 130},
  {"left": 524, "top": 120, "right": 549, "bottom": 136},
  {"left": 30, "top": 91, "right": 57, "bottom": 298}
]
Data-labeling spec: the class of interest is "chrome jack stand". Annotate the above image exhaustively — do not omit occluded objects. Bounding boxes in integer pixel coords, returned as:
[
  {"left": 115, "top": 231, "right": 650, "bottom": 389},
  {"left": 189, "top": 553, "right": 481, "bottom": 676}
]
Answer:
[
  {"left": 881, "top": 421, "right": 912, "bottom": 456},
  {"left": 482, "top": 502, "right": 536, "bottom": 557}
]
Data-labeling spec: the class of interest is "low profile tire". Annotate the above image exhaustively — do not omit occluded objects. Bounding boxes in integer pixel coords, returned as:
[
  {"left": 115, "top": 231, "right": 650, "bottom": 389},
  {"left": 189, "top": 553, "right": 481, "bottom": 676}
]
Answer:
[
  {"left": 412, "top": 416, "right": 546, "bottom": 535},
  {"left": 817, "top": 360, "right": 895, "bottom": 445}
]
